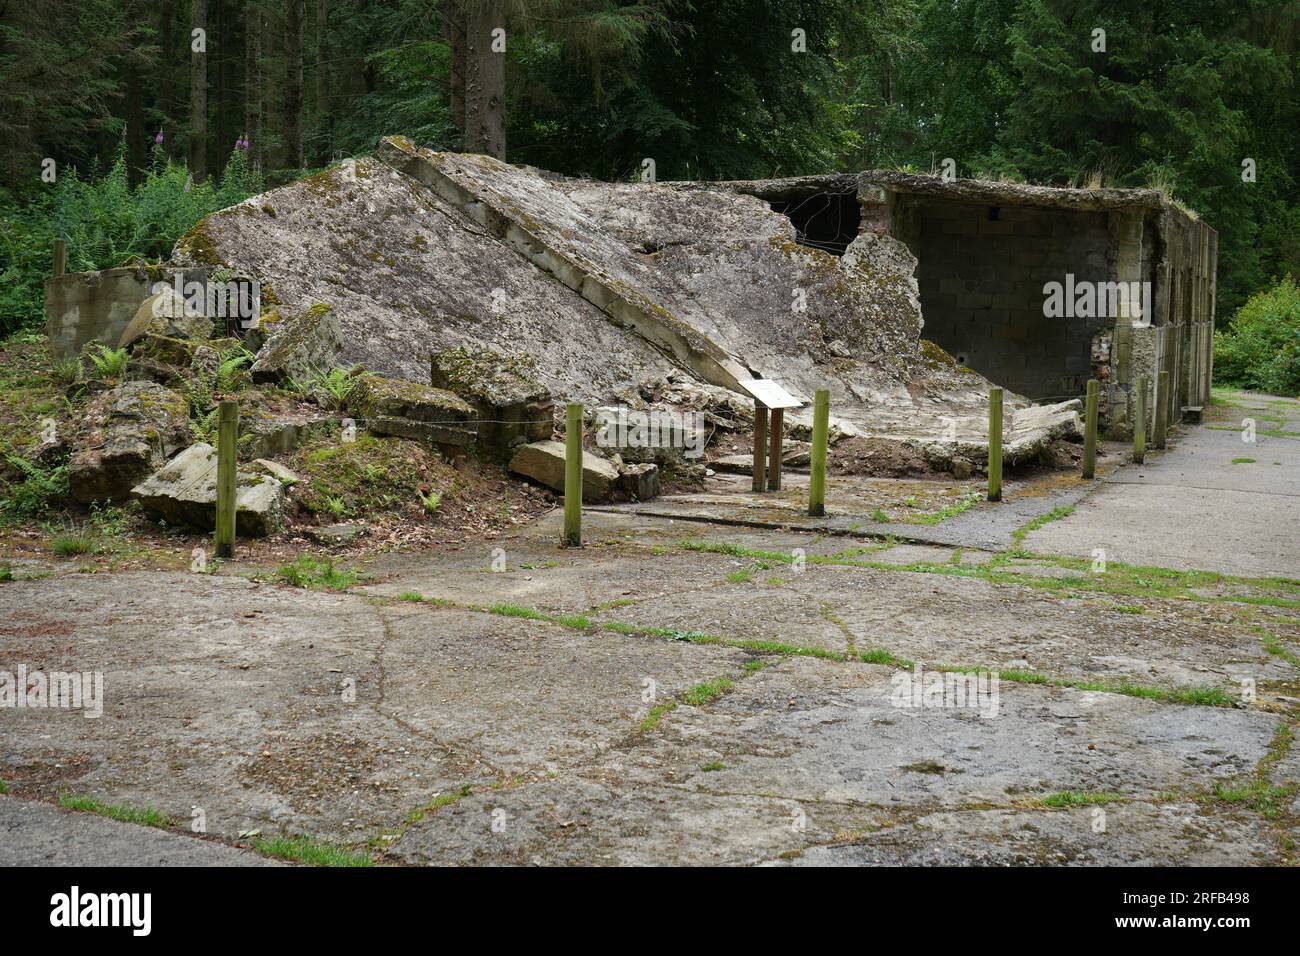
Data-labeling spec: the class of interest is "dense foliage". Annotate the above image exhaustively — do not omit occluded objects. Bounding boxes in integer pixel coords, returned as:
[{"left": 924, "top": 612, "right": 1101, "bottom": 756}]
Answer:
[
  {"left": 1, "top": 0, "right": 1296, "bottom": 341},
  {"left": 0, "top": 147, "right": 260, "bottom": 337},
  {"left": 1214, "top": 277, "right": 1300, "bottom": 396}
]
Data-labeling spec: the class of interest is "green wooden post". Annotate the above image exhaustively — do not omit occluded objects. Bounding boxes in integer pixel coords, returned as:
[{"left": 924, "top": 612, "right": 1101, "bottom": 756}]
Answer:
[
  {"left": 214, "top": 400, "right": 239, "bottom": 559},
  {"left": 1154, "top": 369, "right": 1169, "bottom": 449},
  {"left": 53, "top": 238, "right": 65, "bottom": 277},
  {"left": 563, "top": 402, "right": 583, "bottom": 547},
  {"left": 752, "top": 401, "right": 767, "bottom": 492},
  {"left": 1133, "top": 375, "right": 1147, "bottom": 464},
  {"left": 987, "top": 387, "right": 1003, "bottom": 502},
  {"left": 1082, "top": 378, "right": 1099, "bottom": 479},
  {"left": 807, "top": 389, "right": 830, "bottom": 516}
]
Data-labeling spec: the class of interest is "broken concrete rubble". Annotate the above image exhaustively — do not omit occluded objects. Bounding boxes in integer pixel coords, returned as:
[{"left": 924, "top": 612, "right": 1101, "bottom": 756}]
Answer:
[
  {"left": 430, "top": 347, "right": 554, "bottom": 451},
  {"left": 152, "top": 136, "right": 1153, "bottom": 472},
  {"left": 118, "top": 283, "right": 212, "bottom": 348},
  {"left": 68, "top": 381, "right": 190, "bottom": 504},
  {"left": 349, "top": 375, "right": 477, "bottom": 449},
  {"left": 509, "top": 440, "right": 618, "bottom": 502},
  {"left": 617, "top": 462, "right": 660, "bottom": 501},
  {"left": 131, "top": 442, "right": 285, "bottom": 537},
  {"left": 248, "top": 303, "right": 342, "bottom": 385}
]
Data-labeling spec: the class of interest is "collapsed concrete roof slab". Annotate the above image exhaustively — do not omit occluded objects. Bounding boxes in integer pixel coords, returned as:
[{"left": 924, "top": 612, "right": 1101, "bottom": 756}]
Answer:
[{"left": 169, "top": 137, "right": 1083, "bottom": 460}]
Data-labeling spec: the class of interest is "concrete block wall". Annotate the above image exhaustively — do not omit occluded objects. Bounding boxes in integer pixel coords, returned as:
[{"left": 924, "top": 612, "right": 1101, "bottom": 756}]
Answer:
[
  {"left": 45, "top": 267, "right": 157, "bottom": 359},
  {"left": 912, "top": 199, "right": 1111, "bottom": 400}
]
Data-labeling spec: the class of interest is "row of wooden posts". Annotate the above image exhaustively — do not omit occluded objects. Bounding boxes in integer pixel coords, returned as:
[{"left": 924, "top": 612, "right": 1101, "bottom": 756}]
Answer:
[
  {"left": 989, "top": 373, "right": 1165, "bottom": 500},
  {"left": 561, "top": 389, "right": 833, "bottom": 547},
  {"left": 211, "top": 375, "right": 1167, "bottom": 554}
]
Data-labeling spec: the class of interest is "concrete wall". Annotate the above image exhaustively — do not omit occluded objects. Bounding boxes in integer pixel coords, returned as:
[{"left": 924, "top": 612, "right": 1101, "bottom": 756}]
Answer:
[
  {"left": 907, "top": 198, "right": 1111, "bottom": 400},
  {"left": 45, "top": 267, "right": 156, "bottom": 359}
]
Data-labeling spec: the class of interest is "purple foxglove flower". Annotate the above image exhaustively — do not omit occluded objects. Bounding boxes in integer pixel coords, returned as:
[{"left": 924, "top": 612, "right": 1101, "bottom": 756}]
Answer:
[{"left": 154, "top": 128, "right": 164, "bottom": 145}]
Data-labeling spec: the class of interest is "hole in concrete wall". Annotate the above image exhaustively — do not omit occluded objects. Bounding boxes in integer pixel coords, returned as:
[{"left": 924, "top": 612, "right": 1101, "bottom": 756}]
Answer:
[{"left": 767, "top": 191, "right": 861, "bottom": 256}]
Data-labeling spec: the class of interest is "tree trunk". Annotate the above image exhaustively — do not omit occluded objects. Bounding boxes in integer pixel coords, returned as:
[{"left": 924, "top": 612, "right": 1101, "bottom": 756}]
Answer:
[
  {"left": 126, "top": 60, "right": 145, "bottom": 186},
  {"left": 244, "top": 0, "right": 262, "bottom": 171},
  {"left": 215, "top": 0, "right": 228, "bottom": 165},
  {"left": 284, "top": 0, "right": 305, "bottom": 169},
  {"left": 159, "top": 0, "right": 176, "bottom": 159},
  {"left": 447, "top": 0, "right": 466, "bottom": 139},
  {"left": 464, "top": 1, "right": 505, "bottom": 159},
  {"left": 190, "top": 0, "right": 208, "bottom": 182},
  {"left": 314, "top": 0, "right": 329, "bottom": 163}
]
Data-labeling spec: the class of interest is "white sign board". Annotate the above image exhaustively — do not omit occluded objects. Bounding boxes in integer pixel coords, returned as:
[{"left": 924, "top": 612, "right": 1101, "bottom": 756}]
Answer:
[{"left": 737, "top": 379, "right": 803, "bottom": 409}]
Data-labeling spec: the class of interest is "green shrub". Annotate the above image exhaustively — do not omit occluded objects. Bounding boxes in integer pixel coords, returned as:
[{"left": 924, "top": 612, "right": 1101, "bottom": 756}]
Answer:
[
  {"left": 1214, "top": 277, "right": 1300, "bottom": 395},
  {"left": 0, "top": 145, "right": 263, "bottom": 338}
]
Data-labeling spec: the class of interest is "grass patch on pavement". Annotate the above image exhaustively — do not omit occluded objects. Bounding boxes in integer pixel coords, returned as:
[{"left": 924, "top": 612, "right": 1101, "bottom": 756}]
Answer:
[
  {"left": 251, "top": 834, "right": 374, "bottom": 867},
  {"left": 1035, "top": 790, "right": 1126, "bottom": 808},
  {"left": 273, "top": 554, "right": 359, "bottom": 590},
  {"left": 58, "top": 793, "right": 174, "bottom": 829}
]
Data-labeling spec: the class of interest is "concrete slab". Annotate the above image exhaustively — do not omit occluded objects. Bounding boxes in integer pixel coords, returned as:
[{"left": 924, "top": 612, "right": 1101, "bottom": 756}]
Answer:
[
  {"left": 0, "top": 571, "right": 747, "bottom": 845},
  {"left": 772, "top": 801, "right": 1281, "bottom": 866},
  {"left": 390, "top": 657, "right": 1282, "bottom": 865},
  {"left": 1025, "top": 400, "right": 1300, "bottom": 577},
  {"left": 588, "top": 562, "right": 1290, "bottom": 690},
  {"left": 0, "top": 796, "right": 280, "bottom": 866}
]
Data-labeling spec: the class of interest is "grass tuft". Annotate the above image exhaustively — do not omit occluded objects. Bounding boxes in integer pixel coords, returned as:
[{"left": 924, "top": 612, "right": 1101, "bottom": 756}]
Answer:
[
  {"left": 58, "top": 793, "right": 174, "bottom": 829},
  {"left": 251, "top": 834, "right": 374, "bottom": 867}
]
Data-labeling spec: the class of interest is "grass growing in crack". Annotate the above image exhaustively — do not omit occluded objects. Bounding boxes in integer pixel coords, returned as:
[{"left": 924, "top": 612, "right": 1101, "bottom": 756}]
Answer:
[
  {"left": 907, "top": 490, "right": 982, "bottom": 525},
  {"left": 640, "top": 701, "right": 677, "bottom": 732},
  {"left": 641, "top": 677, "right": 736, "bottom": 732},
  {"left": 1009, "top": 505, "right": 1074, "bottom": 553},
  {"left": 1036, "top": 790, "right": 1126, "bottom": 808},
  {"left": 1258, "top": 627, "right": 1300, "bottom": 669},
  {"left": 251, "top": 834, "right": 374, "bottom": 867},
  {"left": 488, "top": 603, "right": 591, "bottom": 629},
  {"left": 681, "top": 676, "right": 735, "bottom": 706},
  {"left": 726, "top": 568, "right": 753, "bottom": 583},
  {"left": 273, "top": 554, "right": 359, "bottom": 590},
  {"left": 672, "top": 534, "right": 1300, "bottom": 610},
  {"left": 405, "top": 785, "right": 474, "bottom": 824},
  {"left": 700, "top": 761, "right": 725, "bottom": 772},
  {"left": 398, "top": 591, "right": 424, "bottom": 602},
  {"left": 1202, "top": 724, "right": 1297, "bottom": 820},
  {"left": 58, "top": 793, "right": 174, "bottom": 829},
  {"left": 860, "top": 648, "right": 914, "bottom": 668},
  {"left": 0, "top": 779, "right": 7, "bottom": 793}
]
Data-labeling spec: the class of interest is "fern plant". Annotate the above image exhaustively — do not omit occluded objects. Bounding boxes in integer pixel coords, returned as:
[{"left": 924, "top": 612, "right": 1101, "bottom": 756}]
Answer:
[
  {"left": 296, "top": 365, "right": 363, "bottom": 410},
  {"left": 85, "top": 343, "right": 129, "bottom": 379}
]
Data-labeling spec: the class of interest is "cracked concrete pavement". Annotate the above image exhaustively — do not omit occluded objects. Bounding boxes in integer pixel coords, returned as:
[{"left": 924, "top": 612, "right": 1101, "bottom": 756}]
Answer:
[{"left": 1, "top": 403, "right": 1296, "bottom": 865}]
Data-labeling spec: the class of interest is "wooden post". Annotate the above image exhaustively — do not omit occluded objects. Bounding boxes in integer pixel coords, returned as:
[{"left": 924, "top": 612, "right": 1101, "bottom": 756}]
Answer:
[
  {"left": 1133, "top": 375, "right": 1147, "bottom": 464},
  {"left": 1082, "top": 378, "right": 1099, "bottom": 479},
  {"left": 214, "top": 400, "right": 239, "bottom": 559},
  {"left": 562, "top": 402, "right": 582, "bottom": 547},
  {"left": 808, "top": 389, "right": 830, "bottom": 516},
  {"left": 1154, "top": 369, "right": 1169, "bottom": 449},
  {"left": 752, "top": 401, "right": 768, "bottom": 492},
  {"left": 52, "top": 238, "right": 65, "bottom": 277},
  {"left": 987, "top": 387, "right": 1003, "bottom": 502},
  {"left": 767, "top": 407, "right": 784, "bottom": 491}
]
